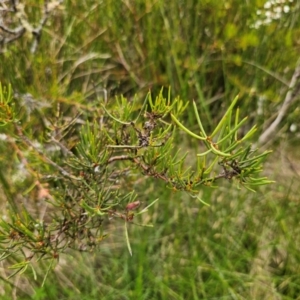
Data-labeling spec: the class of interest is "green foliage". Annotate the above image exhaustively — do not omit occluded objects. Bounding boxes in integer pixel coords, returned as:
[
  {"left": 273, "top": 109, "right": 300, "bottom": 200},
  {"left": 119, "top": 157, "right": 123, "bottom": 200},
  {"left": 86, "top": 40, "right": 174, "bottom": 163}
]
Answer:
[
  {"left": 1, "top": 1, "right": 299, "bottom": 137},
  {"left": 172, "top": 96, "right": 272, "bottom": 192},
  {"left": 1, "top": 0, "right": 299, "bottom": 298},
  {"left": 0, "top": 83, "right": 271, "bottom": 284},
  {"left": 0, "top": 84, "right": 15, "bottom": 127}
]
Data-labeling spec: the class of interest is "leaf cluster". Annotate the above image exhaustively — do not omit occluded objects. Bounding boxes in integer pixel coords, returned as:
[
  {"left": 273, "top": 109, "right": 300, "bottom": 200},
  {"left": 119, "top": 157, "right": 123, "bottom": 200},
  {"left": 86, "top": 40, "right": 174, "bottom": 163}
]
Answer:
[{"left": 0, "top": 84, "right": 272, "bottom": 282}]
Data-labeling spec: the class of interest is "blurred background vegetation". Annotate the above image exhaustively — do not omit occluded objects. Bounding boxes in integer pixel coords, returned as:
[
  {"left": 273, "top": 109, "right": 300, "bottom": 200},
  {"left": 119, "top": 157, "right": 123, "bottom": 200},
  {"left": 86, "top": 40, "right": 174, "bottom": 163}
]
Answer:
[{"left": 1, "top": 0, "right": 300, "bottom": 299}]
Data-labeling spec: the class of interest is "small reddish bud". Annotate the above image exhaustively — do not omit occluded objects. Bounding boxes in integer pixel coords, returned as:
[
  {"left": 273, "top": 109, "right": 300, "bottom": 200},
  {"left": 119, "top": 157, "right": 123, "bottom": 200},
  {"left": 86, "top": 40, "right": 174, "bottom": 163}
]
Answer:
[{"left": 126, "top": 200, "right": 141, "bottom": 211}]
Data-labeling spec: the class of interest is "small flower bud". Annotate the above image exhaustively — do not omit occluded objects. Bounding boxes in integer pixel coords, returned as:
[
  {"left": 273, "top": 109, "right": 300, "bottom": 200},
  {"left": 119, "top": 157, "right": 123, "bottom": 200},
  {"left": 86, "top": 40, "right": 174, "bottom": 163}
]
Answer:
[{"left": 126, "top": 200, "right": 141, "bottom": 211}]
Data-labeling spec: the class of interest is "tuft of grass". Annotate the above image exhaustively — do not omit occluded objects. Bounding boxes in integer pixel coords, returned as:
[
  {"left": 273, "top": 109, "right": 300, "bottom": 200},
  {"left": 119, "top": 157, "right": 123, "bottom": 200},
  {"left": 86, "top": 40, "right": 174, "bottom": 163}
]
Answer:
[{"left": 1, "top": 1, "right": 300, "bottom": 136}]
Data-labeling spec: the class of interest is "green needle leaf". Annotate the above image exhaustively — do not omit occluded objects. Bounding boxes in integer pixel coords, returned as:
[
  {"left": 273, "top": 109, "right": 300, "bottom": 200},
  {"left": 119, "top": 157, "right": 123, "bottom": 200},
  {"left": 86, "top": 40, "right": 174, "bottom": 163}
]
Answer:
[
  {"left": 171, "top": 114, "right": 206, "bottom": 140},
  {"left": 211, "top": 95, "right": 239, "bottom": 138},
  {"left": 125, "top": 221, "right": 132, "bottom": 256}
]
